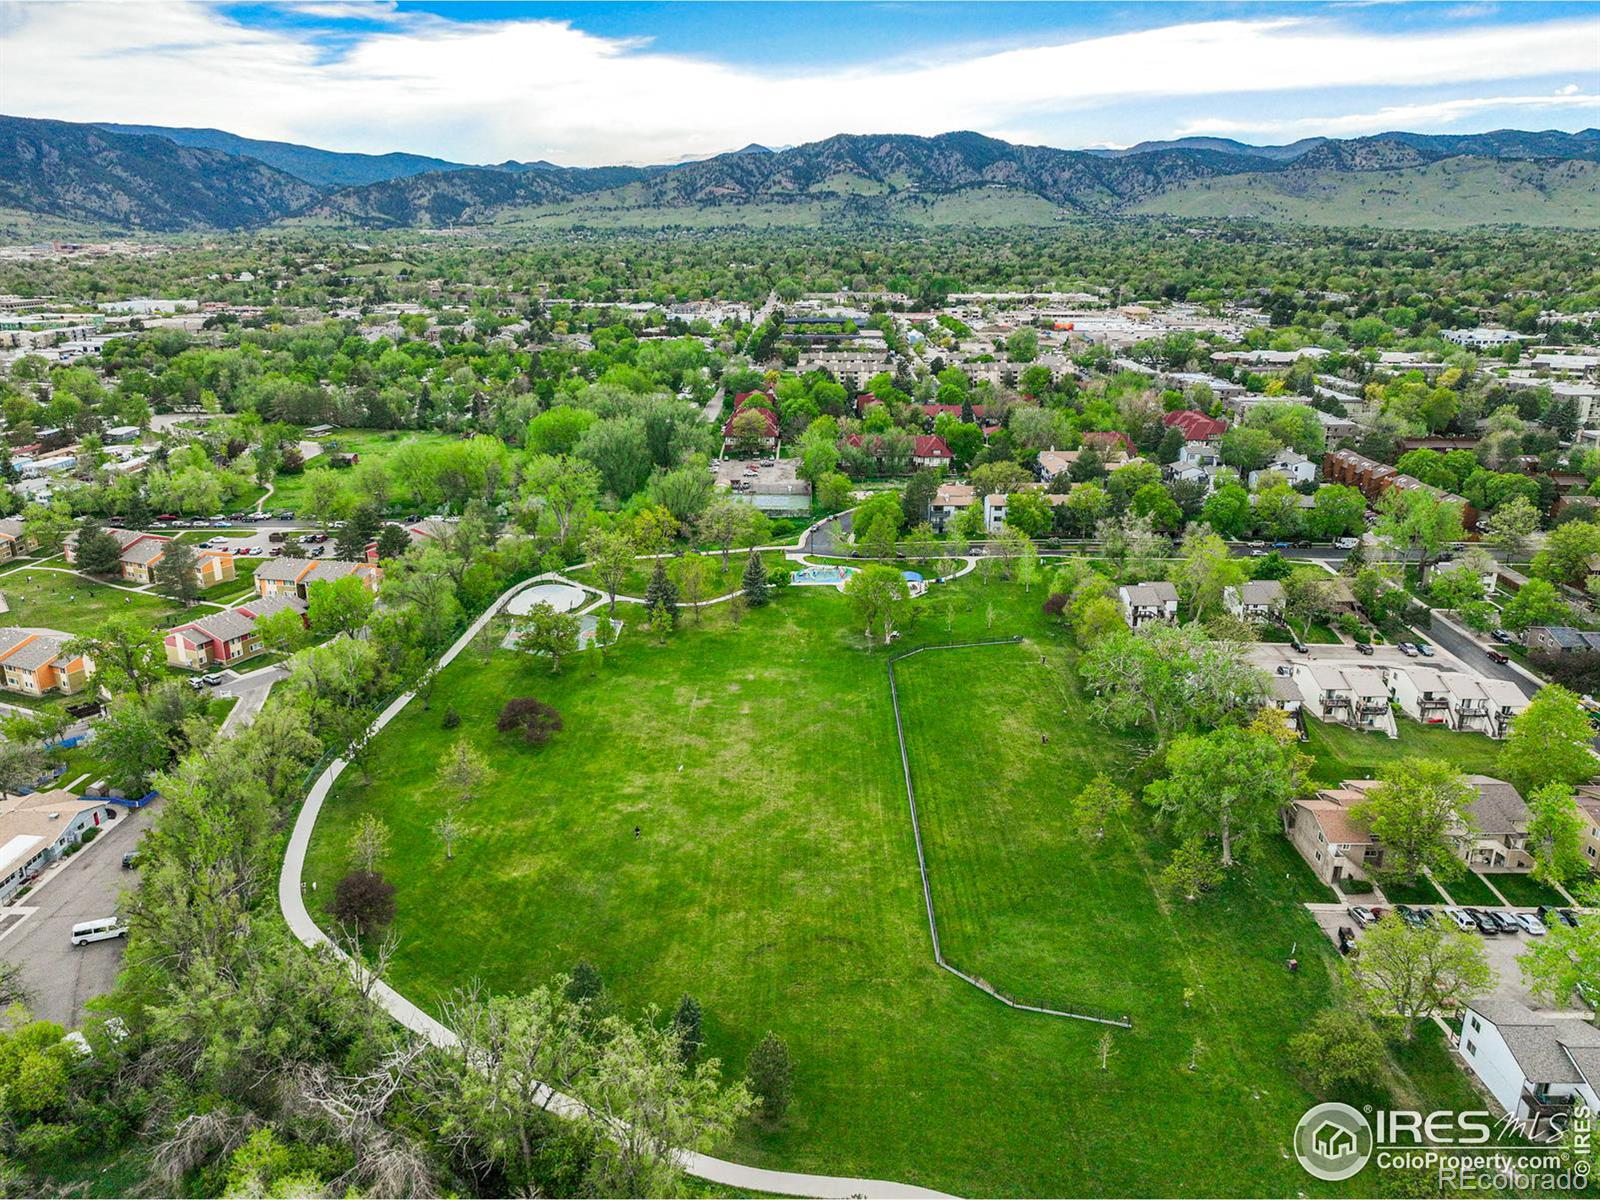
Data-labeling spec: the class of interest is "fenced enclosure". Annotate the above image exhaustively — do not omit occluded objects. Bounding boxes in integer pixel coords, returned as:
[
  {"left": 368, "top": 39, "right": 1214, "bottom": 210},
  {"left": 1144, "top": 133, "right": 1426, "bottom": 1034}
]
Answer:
[{"left": 885, "top": 637, "right": 1132, "bottom": 1029}]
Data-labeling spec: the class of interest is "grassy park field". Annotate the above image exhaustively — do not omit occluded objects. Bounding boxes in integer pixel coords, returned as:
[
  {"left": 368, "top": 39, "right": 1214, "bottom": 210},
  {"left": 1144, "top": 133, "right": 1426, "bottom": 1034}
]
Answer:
[
  {"left": 0, "top": 565, "right": 201, "bottom": 633},
  {"left": 303, "top": 576, "right": 1502, "bottom": 1196}
]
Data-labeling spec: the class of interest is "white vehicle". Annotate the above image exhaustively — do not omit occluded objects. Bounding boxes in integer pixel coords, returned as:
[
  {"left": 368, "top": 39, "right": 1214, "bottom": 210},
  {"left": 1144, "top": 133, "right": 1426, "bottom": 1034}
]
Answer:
[
  {"left": 1444, "top": 908, "right": 1477, "bottom": 932},
  {"left": 70, "top": 917, "right": 127, "bottom": 946},
  {"left": 1514, "top": 912, "right": 1548, "bottom": 936},
  {"left": 1333, "top": 537, "right": 1360, "bottom": 549}
]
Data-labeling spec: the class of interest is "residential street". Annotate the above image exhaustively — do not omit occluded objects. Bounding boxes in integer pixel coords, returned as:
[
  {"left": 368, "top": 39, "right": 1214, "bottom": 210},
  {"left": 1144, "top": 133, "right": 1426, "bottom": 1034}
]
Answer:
[
  {"left": 0, "top": 800, "right": 158, "bottom": 1028},
  {"left": 1426, "top": 612, "right": 1541, "bottom": 698}
]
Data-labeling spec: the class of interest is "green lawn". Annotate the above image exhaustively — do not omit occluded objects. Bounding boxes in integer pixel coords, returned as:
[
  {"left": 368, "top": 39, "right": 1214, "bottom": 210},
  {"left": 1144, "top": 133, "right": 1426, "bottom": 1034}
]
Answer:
[
  {"left": 196, "top": 558, "right": 262, "bottom": 604},
  {"left": 1485, "top": 872, "right": 1570, "bottom": 907},
  {"left": 1379, "top": 876, "right": 1448, "bottom": 905},
  {"left": 266, "top": 429, "right": 457, "bottom": 514},
  {"left": 305, "top": 579, "right": 1479, "bottom": 1197},
  {"left": 1301, "top": 717, "right": 1505, "bottom": 785},
  {"left": 0, "top": 567, "right": 196, "bottom": 634},
  {"left": 1440, "top": 871, "right": 1502, "bottom": 906}
]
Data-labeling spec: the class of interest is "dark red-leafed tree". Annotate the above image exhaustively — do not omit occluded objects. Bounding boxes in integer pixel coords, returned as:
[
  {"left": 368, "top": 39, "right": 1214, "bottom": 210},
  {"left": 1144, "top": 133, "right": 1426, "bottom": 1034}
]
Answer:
[{"left": 497, "top": 698, "right": 564, "bottom": 747}]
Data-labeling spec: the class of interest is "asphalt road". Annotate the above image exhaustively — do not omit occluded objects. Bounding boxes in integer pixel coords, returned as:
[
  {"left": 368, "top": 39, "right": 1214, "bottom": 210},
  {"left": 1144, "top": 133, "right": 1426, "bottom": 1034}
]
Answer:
[
  {"left": 0, "top": 800, "right": 158, "bottom": 1028},
  {"left": 1425, "top": 613, "right": 1540, "bottom": 699},
  {"left": 217, "top": 663, "right": 289, "bottom": 735}
]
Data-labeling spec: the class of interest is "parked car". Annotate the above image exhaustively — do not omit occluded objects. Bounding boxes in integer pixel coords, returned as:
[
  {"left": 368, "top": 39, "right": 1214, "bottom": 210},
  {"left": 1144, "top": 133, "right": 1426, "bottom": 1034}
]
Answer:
[
  {"left": 1514, "top": 912, "right": 1548, "bottom": 936},
  {"left": 121, "top": 852, "right": 138, "bottom": 870},
  {"left": 1396, "top": 905, "right": 1425, "bottom": 928},
  {"left": 186, "top": 678, "right": 205, "bottom": 691},
  {"left": 1397, "top": 642, "right": 1419, "bottom": 657},
  {"left": 1560, "top": 909, "right": 1582, "bottom": 928},
  {"left": 201, "top": 673, "right": 224, "bottom": 687},
  {"left": 1355, "top": 642, "right": 1374, "bottom": 656},
  {"left": 1487, "top": 650, "right": 1509, "bottom": 665},
  {"left": 268, "top": 531, "right": 286, "bottom": 543},
  {"left": 71, "top": 918, "right": 127, "bottom": 946},
  {"left": 1333, "top": 536, "right": 1359, "bottom": 549},
  {"left": 1347, "top": 905, "right": 1377, "bottom": 928},
  {"left": 1493, "top": 629, "right": 1515, "bottom": 643},
  {"left": 1444, "top": 908, "right": 1477, "bottom": 932},
  {"left": 1416, "top": 642, "right": 1435, "bottom": 657},
  {"left": 1464, "top": 908, "right": 1499, "bottom": 935},
  {"left": 1290, "top": 638, "right": 1310, "bottom": 654},
  {"left": 1489, "top": 910, "right": 1521, "bottom": 934}
]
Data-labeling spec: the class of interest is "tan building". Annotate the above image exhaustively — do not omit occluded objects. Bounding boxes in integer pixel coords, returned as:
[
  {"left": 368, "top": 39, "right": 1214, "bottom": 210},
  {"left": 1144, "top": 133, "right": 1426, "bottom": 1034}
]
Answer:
[
  {"left": 254, "top": 557, "right": 381, "bottom": 602},
  {"left": 0, "top": 517, "right": 37, "bottom": 561},
  {"left": 1285, "top": 775, "right": 1531, "bottom": 888},
  {"left": 0, "top": 627, "right": 93, "bottom": 696},
  {"left": 65, "top": 527, "right": 234, "bottom": 588}
]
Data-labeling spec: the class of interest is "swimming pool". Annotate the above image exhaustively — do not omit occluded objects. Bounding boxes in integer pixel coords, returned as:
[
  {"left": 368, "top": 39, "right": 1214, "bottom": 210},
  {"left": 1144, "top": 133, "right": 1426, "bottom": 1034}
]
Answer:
[{"left": 791, "top": 565, "right": 858, "bottom": 586}]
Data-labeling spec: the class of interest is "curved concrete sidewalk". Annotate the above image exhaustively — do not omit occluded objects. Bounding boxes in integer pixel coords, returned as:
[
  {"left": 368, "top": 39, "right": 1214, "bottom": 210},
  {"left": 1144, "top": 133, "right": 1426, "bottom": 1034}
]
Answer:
[{"left": 279, "top": 573, "right": 953, "bottom": 1200}]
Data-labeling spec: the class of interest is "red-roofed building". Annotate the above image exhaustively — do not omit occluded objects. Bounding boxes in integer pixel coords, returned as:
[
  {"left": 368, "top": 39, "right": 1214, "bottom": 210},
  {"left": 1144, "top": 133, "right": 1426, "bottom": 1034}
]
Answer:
[
  {"left": 913, "top": 435, "right": 953, "bottom": 469},
  {"left": 855, "top": 393, "right": 881, "bottom": 418},
  {"left": 734, "top": 389, "right": 778, "bottom": 411},
  {"left": 1082, "top": 430, "right": 1136, "bottom": 455},
  {"left": 920, "top": 403, "right": 987, "bottom": 422},
  {"left": 722, "top": 405, "right": 780, "bottom": 454},
  {"left": 1162, "top": 410, "right": 1227, "bottom": 443}
]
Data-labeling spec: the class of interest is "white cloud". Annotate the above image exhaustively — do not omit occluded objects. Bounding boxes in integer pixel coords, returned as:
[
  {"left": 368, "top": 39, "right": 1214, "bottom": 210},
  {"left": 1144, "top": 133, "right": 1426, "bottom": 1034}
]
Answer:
[
  {"left": 2, "top": 2, "right": 1598, "bottom": 164},
  {"left": 1174, "top": 91, "right": 1600, "bottom": 140}
]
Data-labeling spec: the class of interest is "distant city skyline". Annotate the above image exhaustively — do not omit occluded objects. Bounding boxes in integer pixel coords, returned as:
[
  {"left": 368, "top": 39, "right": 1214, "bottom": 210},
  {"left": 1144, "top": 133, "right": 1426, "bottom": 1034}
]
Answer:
[{"left": 2, "top": 0, "right": 1597, "bottom": 166}]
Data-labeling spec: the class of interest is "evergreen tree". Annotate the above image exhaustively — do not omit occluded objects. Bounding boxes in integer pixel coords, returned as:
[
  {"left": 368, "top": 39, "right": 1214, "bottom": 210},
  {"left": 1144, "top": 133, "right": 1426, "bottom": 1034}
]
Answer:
[
  {"left": 645, "top": 559, "right": 679, "bottom": 628},
  {"left": 123, "top": 490, "right": 152, "bottom": 528},
  {"left": 745, "top": 1030, "right": 793, "bottom": 1121},
  {"left": 153, "top": 537, "right": 201, "bottom": 605},
  {"left": 334, "top": 520, "right": 367, "bottom": 561},
  {"left": 672, "top": 993, "right": 704, "bottom": 1065},
  {"left": 375, "top": 523, "right": 411, "bottom": 561},
  {"left": 74, "top": 518, "right": 124, "bottom": 576},
  {"left": 742, "top": 547, "right": 771, "bottom": 607}
]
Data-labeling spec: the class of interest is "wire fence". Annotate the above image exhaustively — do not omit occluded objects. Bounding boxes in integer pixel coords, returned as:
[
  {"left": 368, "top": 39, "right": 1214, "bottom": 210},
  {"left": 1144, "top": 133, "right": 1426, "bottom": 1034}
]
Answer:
[{"left": 886, "top": 637, "right": 1131, "bottom": 1029}]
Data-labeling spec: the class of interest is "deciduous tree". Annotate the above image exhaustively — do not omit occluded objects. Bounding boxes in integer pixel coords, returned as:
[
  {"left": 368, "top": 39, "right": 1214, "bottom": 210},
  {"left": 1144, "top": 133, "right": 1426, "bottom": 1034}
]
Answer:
[{"left": 1353, "top": 918, "right": 1493, "bottom": 1040}]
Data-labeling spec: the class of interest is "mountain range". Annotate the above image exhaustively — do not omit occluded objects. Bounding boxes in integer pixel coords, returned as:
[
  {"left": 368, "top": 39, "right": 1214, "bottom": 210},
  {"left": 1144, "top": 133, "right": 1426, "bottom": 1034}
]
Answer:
[{"left": 3, "top": 115, "right": 1598, "bottom": 234}]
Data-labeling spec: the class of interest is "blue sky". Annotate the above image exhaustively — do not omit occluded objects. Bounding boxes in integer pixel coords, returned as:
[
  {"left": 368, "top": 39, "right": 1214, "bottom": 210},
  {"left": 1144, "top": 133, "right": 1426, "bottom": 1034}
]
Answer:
[{"left": 3, "top": 1, "right": 1597, "bottom": 164}]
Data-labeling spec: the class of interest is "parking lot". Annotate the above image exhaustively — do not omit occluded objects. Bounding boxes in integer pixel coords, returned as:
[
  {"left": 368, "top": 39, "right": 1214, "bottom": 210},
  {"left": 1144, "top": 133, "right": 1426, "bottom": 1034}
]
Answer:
[
  {"left": 713, "top": 456, "right": 799, "bottom": 492},
  {"left": 0, "top": 799, "right": 158, "bottom": 1028},
  {"left": 1308, "top": 902, "right": 1589, "bottom": 1013}
]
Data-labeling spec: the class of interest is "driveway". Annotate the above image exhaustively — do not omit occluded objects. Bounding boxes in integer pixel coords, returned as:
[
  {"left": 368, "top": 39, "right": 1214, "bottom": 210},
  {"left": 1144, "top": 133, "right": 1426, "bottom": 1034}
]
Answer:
[
  {"left": 217, "top": 664, "right": 288, "bottom": 735},
  {"left": 0, "top": 800, "right": 158, "bottom": 1028}
]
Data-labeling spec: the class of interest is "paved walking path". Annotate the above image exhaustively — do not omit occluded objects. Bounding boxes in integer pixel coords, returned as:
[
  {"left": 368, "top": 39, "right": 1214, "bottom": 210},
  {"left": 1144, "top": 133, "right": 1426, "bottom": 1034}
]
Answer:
[{"left": 279, "top": 572, "right": 951, "bottom": 1199}]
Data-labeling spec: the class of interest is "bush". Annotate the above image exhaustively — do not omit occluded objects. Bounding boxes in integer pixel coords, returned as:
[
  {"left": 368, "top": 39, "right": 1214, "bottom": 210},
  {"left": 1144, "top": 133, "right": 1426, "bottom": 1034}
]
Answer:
[
  {"left": 442, "top": 706, "right": 461, "bottom": 730},
  {"left": 1339, "top": 877, "right": 1374, "bottom": 895},
  {"left": 15, "top": 1122, "right": 77, "bottom": 1164},
  {"left": 79, "top": 827, "right": 97, "bottom": 845},
  {"left": 498, "top": 698, "right": 563, "bottom": 747},
  {"left": 328, "top": 869, "right": 396, "bottom": 935}
]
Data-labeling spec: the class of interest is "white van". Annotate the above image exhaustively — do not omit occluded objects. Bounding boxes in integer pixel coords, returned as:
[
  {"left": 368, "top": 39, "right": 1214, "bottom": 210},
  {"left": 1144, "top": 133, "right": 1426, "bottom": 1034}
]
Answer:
[{"left": 70, "top": 918, "right": 127, "bottom": 946}]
